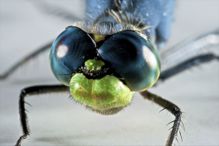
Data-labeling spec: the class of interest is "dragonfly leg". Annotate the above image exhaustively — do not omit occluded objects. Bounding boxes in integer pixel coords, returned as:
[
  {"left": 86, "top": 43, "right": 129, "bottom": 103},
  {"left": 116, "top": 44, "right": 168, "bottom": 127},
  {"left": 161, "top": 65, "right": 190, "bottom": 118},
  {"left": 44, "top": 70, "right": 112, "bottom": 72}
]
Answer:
[
  {"left": 159, "top": 53, "right": 219, "bottom": 81},
  {"left": 15, "top": 84, "right": 68, "bottom": 146},
  {"left": 140, "top": 91, "right": 182, "bottom": 146},
  {"left": 0, "top": 41, "right": 52, "bottom": 80}
]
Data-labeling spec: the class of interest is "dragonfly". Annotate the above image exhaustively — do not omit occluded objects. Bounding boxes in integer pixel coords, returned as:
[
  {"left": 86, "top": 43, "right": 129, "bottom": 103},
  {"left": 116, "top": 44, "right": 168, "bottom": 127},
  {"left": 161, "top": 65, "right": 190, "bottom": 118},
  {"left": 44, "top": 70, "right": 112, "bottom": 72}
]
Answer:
[{"left": 0, "top": 0, "right": 218, "bottom": 146}]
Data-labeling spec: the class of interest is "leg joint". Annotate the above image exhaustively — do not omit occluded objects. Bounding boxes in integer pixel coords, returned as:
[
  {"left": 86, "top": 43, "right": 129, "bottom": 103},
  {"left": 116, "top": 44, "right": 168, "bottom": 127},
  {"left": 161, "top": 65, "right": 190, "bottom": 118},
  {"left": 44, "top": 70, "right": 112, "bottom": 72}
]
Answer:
[{"left": 172, "top": 106, "right": 182, "bottom": 117}]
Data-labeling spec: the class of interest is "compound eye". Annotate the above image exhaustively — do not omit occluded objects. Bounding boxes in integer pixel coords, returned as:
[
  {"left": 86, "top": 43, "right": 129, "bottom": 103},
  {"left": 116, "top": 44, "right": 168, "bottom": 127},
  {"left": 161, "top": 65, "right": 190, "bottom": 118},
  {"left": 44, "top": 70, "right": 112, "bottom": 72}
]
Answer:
[
  {"left": 98, "top": 30, "right": 160, "bottom": 91},
  {"left": 50, "top": 26, "right": 96, "bottom": 85}
]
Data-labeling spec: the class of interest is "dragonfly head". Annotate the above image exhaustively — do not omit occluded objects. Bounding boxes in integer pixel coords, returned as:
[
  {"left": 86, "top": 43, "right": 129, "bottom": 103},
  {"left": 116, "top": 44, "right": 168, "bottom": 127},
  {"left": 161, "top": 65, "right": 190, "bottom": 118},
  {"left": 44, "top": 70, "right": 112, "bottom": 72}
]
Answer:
[{"left": 50, "top": 26, "right": 160, "bottom": 114}]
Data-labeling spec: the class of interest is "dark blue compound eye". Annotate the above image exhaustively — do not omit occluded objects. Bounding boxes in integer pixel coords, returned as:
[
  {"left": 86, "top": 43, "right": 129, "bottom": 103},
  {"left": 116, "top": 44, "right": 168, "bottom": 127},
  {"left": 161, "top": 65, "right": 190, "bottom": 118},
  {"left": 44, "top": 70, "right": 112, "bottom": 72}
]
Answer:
[
  {"left": 50, "top": 26, "right": 96, "bottom": 85},
  {"left": 98, "top": 30, "right": 161, "bottom": 91}
]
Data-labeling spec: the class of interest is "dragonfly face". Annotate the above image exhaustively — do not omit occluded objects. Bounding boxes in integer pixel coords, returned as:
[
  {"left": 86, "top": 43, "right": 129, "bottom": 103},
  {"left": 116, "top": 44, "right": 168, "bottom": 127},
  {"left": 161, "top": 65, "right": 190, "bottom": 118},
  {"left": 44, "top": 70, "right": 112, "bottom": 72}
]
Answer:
[{"left": 50, "top": 26, "right": 160, "bottom": 114}]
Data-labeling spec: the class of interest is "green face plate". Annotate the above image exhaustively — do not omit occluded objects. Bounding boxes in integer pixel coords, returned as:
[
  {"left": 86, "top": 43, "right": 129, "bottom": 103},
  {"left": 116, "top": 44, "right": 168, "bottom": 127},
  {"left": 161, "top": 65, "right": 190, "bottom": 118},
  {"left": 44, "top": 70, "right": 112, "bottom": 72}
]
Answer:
[{"left": 69, "top": 73, "right": 133, "bottom": 114}]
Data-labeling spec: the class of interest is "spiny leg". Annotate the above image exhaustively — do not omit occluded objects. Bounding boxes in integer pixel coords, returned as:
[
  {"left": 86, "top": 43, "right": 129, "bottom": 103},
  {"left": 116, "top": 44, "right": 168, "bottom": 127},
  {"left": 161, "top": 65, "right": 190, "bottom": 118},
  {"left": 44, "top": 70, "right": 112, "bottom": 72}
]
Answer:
[
  {"left": 159, "top": 53, "right": 219, "bottom": 81},
  {"left": 15, "top": 84, "right": 68, "bottom": 146},
  {"left": 0, "top": 41, "right": 52, "bottom": 80},
  {"left": 140, "top": 91, "right": 182, "bottom": 146}
]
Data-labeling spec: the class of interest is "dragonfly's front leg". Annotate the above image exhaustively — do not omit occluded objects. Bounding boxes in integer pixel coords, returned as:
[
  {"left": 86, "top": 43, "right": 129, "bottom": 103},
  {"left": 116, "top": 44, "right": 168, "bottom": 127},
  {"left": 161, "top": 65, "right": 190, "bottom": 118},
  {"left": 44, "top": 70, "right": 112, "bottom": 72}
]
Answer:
[
  {"left": 140, "top": 91, "right": 182, "bottom": 146},
  {"left": 15, "top": 84, "right": 68, "bottom": 146}
]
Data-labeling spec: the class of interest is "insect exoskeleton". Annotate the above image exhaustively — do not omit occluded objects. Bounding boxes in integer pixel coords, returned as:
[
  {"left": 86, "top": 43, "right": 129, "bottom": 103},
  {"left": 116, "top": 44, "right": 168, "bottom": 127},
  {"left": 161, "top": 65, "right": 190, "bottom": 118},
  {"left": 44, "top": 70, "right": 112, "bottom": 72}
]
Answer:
[{"left": 50, "top": 25, "right": 160, "bottom": 114}]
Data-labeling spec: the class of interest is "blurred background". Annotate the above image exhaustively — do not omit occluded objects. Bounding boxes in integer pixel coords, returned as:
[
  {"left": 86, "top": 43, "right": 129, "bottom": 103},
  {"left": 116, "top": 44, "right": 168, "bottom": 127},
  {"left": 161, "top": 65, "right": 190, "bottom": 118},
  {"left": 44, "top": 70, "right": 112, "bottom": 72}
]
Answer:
[{"left": 0, "top": 0, "right": 219, "bottom": 145}]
